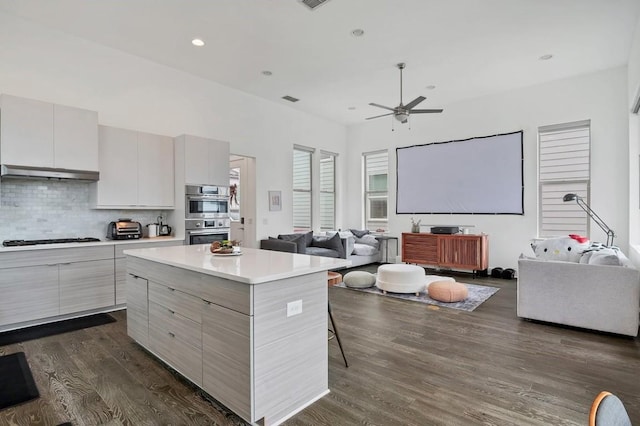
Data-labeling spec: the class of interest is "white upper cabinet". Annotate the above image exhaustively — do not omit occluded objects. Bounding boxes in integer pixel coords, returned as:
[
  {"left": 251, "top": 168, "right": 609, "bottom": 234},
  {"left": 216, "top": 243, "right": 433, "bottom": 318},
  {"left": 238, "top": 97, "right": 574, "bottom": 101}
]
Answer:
[
  {"left": 138, "top": 132, "right": 174, "bottom": 207},
  {"left": 0, "top": 94, "right": 98, "bottom": 171},
  {"left": 178, "top": 134, "right": 230, "bottom": 186},
  {"left": 91, "top": 125, "right": 174, "bottom": 209},
  {"left": 53, "top": 104, "right": 99, "bottom": 171}
]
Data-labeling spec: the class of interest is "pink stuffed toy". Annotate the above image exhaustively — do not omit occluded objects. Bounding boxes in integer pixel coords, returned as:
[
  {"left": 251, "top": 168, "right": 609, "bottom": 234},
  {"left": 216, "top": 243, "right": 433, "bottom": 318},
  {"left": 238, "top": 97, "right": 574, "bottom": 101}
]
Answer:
[{"left": 531, "top": 234, "right": 590, "bottom": 263}]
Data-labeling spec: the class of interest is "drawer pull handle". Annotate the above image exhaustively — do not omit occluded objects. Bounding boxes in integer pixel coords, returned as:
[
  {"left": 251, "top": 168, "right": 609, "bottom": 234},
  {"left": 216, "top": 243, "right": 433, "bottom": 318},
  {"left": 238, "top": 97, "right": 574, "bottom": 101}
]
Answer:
[
  {"left": 168, "top": 287, "right": 175, "bottom": 292},
  {"left": 168, "top": 309, "right": 175, "bottom": 314},
  {"left": 204, "top": 300, "right": 212, "bottom": 305},
  {"left": 168, "top": 332, "right": 175, "bottom": 338}
]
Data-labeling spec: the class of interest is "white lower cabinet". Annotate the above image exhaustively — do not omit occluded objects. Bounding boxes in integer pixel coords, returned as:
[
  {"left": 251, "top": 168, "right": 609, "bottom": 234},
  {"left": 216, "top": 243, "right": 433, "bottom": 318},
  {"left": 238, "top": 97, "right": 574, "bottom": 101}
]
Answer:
[
  {"left": 202, "top": 301, "right": 252, "bottom": 421},
  {"left": 0, "top": 265, "right": 59, "bottom": 326},
  {"left": 126, "top": 273, "right": 149, "bottom": 347},
  {"left": 59, "top": 259, "right": 115, "bottom": 315}
]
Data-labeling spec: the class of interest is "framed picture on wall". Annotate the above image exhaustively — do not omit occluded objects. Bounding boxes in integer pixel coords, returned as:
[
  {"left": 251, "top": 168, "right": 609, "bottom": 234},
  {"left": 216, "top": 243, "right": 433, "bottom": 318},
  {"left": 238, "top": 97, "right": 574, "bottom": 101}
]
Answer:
[{"left": 269, "top": 190, "right": 282, "bottom": 211}]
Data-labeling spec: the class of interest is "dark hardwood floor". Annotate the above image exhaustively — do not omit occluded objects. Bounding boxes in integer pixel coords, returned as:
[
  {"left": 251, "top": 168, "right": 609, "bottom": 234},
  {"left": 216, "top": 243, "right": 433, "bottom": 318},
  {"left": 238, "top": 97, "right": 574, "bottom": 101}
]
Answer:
[{"left": 1, "top": 267, "right": 639, "bottom": 425}]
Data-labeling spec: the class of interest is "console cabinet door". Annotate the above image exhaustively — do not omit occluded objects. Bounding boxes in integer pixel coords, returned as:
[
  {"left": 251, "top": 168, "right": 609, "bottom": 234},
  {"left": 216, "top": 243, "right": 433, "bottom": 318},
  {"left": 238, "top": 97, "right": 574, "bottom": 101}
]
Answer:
[
  {"left": 59, "top": 259, "right": 115, "bottom": 315},
  {"left": 202, "top": 301, "right": 252, "bottom": 422},
  {"left": 0, "top": 265, "right": 59, "bottom": 326}
]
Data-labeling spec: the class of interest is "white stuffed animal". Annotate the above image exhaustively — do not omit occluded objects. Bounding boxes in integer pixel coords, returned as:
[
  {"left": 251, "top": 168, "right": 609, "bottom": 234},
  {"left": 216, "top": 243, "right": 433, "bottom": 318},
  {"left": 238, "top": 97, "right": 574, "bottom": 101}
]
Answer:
[{"left": 531, "top": 234, "right": 590, "bottom": 263}]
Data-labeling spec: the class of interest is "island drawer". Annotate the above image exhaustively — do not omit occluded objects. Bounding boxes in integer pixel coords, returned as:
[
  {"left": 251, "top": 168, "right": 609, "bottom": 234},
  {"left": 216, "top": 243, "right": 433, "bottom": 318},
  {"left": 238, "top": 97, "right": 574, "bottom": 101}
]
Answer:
[
  {"left": 127, "top": 258, "right": 201, "bottom": 297},
  {"left": 149, "top": 318, "right": 202, "bottom": 386},
  {"left": 201, "top": 276, "right": 251, "bottom": 315},
  {"left": 149, "top": 281, "right": 202, "bottom": 324},
  {"left": 149, "top": 301, "right": 202, "bottom": 349}
]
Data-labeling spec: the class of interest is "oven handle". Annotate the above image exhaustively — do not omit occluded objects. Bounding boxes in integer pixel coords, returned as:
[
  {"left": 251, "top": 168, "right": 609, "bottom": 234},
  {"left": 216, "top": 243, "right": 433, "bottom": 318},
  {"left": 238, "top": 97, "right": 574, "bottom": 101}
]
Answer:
[
  {"left": 187, "top": 229, "right": 230, "bottom": 235},
  {"left": 187, "top": 195, "right": 229, "bottom": 201}
]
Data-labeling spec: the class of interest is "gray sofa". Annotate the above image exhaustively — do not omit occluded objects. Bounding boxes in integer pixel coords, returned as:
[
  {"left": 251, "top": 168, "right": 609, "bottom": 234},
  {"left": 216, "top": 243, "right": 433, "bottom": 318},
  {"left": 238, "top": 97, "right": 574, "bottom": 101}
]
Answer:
[
  {"left": 517, "top": 258, "right": 640, "bottom": 336},
  {"left": 260, "top": 232, "right": 381, "bottom": 268}
]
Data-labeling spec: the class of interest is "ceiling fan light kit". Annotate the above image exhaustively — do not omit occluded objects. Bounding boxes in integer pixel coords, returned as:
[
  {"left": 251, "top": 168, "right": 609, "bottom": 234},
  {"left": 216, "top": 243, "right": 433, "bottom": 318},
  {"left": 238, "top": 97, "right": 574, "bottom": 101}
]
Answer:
[{"left": 367, "top": 63, "right": 443, "bottom": 127}]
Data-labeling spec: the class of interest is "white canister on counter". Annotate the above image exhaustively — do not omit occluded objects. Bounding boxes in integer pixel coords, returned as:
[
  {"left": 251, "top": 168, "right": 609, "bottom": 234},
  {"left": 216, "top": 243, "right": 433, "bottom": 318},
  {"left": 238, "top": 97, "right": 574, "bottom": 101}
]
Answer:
[{"left": 147, "top": 223, "right": 158, "bottom": 237}]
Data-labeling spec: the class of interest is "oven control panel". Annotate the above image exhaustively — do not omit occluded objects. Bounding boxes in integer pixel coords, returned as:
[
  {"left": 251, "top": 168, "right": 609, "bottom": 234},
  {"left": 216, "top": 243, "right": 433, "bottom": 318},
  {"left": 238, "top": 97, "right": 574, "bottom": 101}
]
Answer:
[{"left": 185, "top": 218, "right": 230, "bottom": 230}]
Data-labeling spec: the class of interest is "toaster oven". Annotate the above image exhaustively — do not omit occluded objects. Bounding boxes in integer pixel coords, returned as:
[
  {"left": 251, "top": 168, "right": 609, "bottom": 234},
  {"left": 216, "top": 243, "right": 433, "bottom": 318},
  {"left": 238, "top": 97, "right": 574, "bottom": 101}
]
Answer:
[{"left": 107, "top": 219, "right": 143, "bottom": 240}]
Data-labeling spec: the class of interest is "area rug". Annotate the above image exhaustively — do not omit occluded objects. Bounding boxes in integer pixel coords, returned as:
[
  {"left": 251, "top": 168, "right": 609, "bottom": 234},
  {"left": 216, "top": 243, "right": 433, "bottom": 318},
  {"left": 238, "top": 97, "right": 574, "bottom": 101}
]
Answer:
[
  {"left": 0, "top": 313, "right": 115, "bottom": 346},
  {"left": 334, "top": 282, "right": 499, "bottom": 312},
  {"left": 0, "top": 352, "right": 39, "bottom": 409}
]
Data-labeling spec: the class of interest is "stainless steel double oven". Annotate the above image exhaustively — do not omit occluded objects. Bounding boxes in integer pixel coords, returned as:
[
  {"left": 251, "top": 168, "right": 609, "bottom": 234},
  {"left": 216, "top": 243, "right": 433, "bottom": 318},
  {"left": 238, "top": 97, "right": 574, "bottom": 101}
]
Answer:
[{"left": 185, "top": 185, "right": 231, "bottom": 245}]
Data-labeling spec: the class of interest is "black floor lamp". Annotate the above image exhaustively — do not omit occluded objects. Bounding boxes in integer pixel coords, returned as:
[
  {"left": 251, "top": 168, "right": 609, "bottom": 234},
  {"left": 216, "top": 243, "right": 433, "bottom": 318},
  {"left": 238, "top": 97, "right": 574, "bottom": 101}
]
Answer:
[{"left": 563, "top": 193, "right": 615, "bottom": 246}]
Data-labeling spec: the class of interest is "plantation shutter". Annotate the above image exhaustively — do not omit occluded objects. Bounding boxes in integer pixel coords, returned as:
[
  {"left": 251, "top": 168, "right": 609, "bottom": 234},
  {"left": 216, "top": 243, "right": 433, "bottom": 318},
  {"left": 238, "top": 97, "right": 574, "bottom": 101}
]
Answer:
[
  {"left": 538, "top": 121, "right": 590, "bottom": 237},
  {"left": 319, "top": 151, "right": 336, "bottom": 230},
  {"left": 293, "top": 145, "right": 313, "bottom": 231}
]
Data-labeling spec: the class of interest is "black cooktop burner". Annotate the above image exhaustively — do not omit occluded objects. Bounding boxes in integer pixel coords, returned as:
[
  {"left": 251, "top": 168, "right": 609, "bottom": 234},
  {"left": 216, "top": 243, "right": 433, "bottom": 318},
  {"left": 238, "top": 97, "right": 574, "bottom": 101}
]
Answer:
[{"left": 2, "top": 237, "right": 101, "bottom": 247}]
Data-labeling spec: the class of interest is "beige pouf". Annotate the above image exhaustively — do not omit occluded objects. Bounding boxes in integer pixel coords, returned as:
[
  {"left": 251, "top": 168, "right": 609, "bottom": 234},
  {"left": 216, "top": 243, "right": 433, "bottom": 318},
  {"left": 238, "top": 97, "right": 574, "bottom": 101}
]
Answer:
[
  {"left": 428, "top": 280, "right": 468, "bottom": 302},
  {"left": 376, "top": 264, "right": 425, "bottom": 296},
  {"left": 343, "top": 271, "right": 376, "bottom": 288}
]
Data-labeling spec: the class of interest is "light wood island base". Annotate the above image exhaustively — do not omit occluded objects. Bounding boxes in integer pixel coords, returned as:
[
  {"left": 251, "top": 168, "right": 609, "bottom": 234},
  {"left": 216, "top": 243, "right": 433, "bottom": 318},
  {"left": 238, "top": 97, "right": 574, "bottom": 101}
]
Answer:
[{"left": 124, "top": 246, "right": 351, "bottom": 425}]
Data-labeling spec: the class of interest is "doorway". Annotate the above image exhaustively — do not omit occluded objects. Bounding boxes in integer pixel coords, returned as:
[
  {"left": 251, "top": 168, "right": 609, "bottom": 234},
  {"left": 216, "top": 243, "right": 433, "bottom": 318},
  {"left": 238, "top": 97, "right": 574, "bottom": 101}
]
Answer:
[{"left": 229, "top": 155, "right": 257, "bottom": 248}]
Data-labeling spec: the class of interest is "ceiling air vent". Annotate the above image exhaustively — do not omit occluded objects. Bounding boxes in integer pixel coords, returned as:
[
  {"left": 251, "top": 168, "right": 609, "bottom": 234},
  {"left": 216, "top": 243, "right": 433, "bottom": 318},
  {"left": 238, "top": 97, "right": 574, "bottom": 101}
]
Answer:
[
  {"left": 298, "top": 0, "right": 331, "bottom": 11},
  {"left": 282, "top": 95, "right": 300, "bottom": 103}
]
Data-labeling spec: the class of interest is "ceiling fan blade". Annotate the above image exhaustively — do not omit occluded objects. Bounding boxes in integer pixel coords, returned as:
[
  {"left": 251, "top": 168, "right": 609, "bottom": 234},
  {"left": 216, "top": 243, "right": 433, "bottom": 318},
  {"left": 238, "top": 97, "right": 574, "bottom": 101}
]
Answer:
[
  {"left": 365, "top": 112, "right": 394, "bottom": 120},
  {"left": 410, "top": 108, "right": 444, "bottom": 114},
  {"left": 404, "top": 96, "right": 426, "bottom": 110},
  {"left": 369, "top": 102, "right": 396, "bottom": 112}
]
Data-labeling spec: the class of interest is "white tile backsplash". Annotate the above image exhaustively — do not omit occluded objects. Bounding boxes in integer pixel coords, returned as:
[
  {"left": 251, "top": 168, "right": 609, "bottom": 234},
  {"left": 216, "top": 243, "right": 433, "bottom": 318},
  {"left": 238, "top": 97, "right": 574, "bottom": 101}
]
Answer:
[{"left": 0, "top": 179, "right": 170, "bottom": 241}]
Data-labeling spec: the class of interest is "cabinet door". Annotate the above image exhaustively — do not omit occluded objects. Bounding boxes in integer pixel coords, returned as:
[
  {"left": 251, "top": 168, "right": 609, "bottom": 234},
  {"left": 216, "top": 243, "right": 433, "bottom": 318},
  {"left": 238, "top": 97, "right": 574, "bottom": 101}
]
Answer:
[
  {"left": 59, "top": 259, "right": 115, "bottom": 315},
  {"left": 0, "top": 94, "right": 54, "bottom": 167},
  {"left": 402, "top": 233, "right": 438, "bottom": 264},
  {"left": 126, "top": 273, "right": 149, "bottom": 346},
  {"left": 183, "top": 135, "right": 210, "bottom": 185},
  {"left": 0, "top": 265, "right": 59, "bottom": 326},
  {"left": 207, "top": 138, "right": 230, "bottom": 187},
  {"left": 202, "top": 301, "right": 252, "bottom": 421},
  {"left": 93, "top": 126, "right": 138, "bottom": 206},
  {"left": 438, "top": 236, "right": 484, "bottom": 270},
  {"left": 115, "top": 258, "right": 127, "bottom": 305},
  {"left": 137, "top": 132, "right": 174, "bottom": 207},
  {"left": 53, "top": 104, "right": 99, "bottom": 171}
]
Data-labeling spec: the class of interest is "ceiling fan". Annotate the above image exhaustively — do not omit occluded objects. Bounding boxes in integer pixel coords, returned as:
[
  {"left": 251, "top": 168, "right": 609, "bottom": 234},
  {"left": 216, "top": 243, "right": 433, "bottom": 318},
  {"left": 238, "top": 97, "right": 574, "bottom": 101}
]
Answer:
[{"left": 366, "top": 63, "right": 443, "bottom": 123}]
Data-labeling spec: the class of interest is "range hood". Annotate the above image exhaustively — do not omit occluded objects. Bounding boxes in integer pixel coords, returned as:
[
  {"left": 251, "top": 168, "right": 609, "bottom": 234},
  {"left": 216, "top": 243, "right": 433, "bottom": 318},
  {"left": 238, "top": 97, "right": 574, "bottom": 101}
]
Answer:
[{"left": 1, "top": 164, "right": 99, "bottom": 181}]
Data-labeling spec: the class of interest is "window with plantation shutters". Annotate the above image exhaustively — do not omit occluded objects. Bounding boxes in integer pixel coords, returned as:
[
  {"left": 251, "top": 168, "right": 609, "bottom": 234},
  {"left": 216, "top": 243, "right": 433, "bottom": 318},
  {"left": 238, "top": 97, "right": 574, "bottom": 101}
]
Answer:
[
  {"left": 363, "top": 150, "right": 389, "bottom": 232},
  {"left": 293, "top": 145, "right": 313, "bottom": 232},
  {"left": 319, "top": 151, "right": 336, "bottom": 230},
  {"left": 538, "top": 121, "right": 590, "bottom": 238}
]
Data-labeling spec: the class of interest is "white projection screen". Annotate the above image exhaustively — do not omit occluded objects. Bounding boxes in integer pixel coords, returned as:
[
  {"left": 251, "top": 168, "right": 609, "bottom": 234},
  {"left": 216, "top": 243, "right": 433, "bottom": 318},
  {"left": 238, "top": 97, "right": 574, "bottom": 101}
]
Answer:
[{"left": 396, "top": 131, "right": 523, "bottom": 214}]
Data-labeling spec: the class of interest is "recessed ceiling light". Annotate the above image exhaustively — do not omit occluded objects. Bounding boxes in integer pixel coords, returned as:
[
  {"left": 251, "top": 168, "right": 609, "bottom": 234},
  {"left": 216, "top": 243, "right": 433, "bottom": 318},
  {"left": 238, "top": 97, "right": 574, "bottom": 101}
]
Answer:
[
  {"left": 191, "top": 38, "right": 205, "bottom": 47},
  {"left": 539, "top": 54, "right": 553, "bottom": 60},
  {"left": 426, "top": 85, "right": 436, "bottom": 90},
  {"left": 348, "top": 106, "right": 356, "bottom": 110},
  {"left": 351, "top": 29, "right": 364, "bottom": 37},
  {"left": 262, "top": 70, "right": 273, "bottom": 76}
]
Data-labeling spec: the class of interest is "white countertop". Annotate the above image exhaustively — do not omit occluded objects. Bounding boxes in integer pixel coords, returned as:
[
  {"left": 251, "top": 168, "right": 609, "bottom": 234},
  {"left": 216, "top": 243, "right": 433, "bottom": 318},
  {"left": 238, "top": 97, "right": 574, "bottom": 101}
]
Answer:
[
  {"left": 0, "top": 236, "right": 184, "bottom": 252},
  {"left": 123, "top": 245, "right": 352, "bottom": 284}
]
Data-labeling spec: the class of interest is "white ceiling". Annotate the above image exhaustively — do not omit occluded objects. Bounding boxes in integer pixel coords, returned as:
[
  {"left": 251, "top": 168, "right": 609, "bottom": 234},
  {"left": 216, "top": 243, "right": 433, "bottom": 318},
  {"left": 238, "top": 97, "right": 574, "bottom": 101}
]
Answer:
[{"left": 1, "top": 0, "right": 639, "bottom": 125}]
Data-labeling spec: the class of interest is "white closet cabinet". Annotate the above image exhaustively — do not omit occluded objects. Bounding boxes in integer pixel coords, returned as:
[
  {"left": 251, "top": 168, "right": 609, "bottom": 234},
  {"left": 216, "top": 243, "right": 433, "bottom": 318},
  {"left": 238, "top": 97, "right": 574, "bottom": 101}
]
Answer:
[
  {"left": 0, "top": 94, "right": 98, "bottom": 171},
  {"left": 92, "top": 125, "right": 174, "bottom": 209},
  {"left": 176, "top": 134, "right": 230, "bottom": 186}
]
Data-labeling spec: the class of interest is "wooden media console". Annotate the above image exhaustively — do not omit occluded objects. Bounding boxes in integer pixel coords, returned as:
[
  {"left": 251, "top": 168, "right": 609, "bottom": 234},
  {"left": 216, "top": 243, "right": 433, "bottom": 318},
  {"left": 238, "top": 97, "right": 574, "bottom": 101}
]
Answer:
[{"left": 401, "top": 232, "right": 488, "bottom": 273}]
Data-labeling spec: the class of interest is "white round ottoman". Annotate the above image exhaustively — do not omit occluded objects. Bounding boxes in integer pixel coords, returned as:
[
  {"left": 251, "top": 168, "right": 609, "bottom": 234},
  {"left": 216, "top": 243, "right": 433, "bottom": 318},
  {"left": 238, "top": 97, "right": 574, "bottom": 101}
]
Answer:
[{"left": 376, "top": 264, "right": 426, "bottom": 296}]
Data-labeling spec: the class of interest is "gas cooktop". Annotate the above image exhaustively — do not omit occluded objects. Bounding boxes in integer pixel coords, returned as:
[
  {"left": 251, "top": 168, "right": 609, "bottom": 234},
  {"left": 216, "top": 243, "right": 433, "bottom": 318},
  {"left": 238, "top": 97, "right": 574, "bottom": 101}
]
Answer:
[{"left": 2, "top": 237, "right": 101, "bottom": 247}]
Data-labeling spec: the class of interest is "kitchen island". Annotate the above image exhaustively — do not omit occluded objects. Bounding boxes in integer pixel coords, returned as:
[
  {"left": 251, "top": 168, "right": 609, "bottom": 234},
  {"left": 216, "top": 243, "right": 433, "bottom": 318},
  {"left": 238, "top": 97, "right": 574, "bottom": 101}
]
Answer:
[{"left": 123, "top": 244, "right": 351, "bottom": 426}]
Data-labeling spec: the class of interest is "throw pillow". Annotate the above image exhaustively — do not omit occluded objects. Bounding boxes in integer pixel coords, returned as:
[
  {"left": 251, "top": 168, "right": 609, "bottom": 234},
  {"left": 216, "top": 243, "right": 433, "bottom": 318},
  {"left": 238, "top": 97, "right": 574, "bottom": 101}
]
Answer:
[
  {"left": 311, "top": 232, "right": 345, "bottom": 258},
  {"left": 353, "top": 243, "right": 378, "bottom": 256},
  {"left": 277, "top": 233, "right": 306, "bottom": 253},
  {"left": 530, "top": 234, "right": 590, "bottom": 263},
  {"left": 343, "top": 271, "right": 376, "bottom": 288},
  {"left": 349, "top": 229, "right": 370, "bottom": 238},
  {"left": 355, "top": 234, "right": 380, "bottom": 250}
]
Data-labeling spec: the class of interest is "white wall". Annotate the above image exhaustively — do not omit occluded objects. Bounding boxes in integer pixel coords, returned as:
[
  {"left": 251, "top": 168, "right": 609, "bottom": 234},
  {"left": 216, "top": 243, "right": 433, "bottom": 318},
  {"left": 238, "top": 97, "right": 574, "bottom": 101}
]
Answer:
[
  {"left": 346, "top": 67, "right": 630, "bottom": 269},
  {"left": 626, "top": 14, "right": 640, "bottom": 265},
  {"left": 0, "top": 14, "right": 347, "bottom": 242}
]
